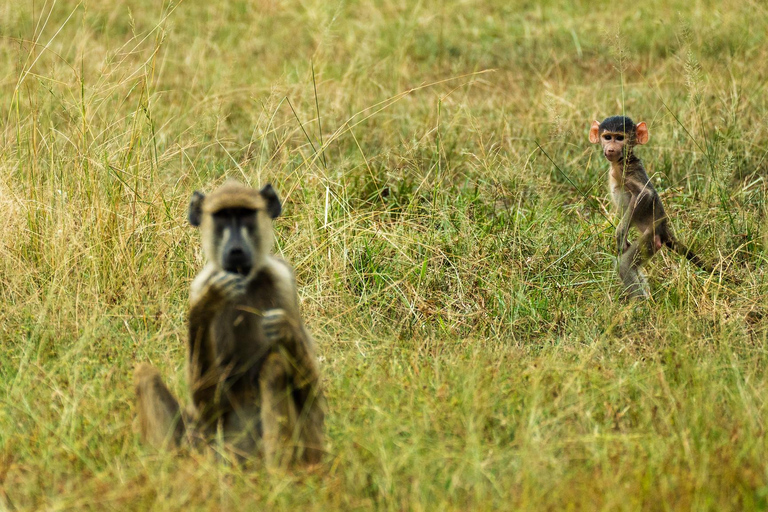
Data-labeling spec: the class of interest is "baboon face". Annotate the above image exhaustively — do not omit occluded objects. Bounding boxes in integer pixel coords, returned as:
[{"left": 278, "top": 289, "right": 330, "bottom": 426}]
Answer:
[
  {"left": 188, "top": 181, "right": 282, "bottom": 277},
  {"left": 212, "top": 207, "right": 258, "bottom": 276},
  {"left": 589, "top": 116, "right": 648, "bottom": 163},
  {"left": 598, "top": 130, "right": 628, "bottom": 162}
]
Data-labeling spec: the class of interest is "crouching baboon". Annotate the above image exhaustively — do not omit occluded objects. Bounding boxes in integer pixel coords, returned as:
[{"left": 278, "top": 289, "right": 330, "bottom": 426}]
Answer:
[{"left": 134, "top": 180, "right": 325, "bottom": 465}]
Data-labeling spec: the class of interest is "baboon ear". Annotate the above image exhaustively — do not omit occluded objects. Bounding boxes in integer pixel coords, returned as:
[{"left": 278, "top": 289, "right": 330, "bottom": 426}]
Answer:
[
  {"left": 188, "top": 191, "right": 205, "bottom": 227},
  {"left": 260, "top": 184, "right": 282, "bottom": 219},
  {"left": 589, "top": 120, "right": 601, "bottom": 144},
  {"left": 635, "top": 122, "right": 649, "bottom": 145}
]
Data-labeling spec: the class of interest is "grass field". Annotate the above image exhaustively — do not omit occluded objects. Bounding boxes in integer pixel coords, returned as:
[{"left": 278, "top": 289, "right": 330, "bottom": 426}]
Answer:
[{"left": 2, "top": 0, "right": 768, "bottom": 509}]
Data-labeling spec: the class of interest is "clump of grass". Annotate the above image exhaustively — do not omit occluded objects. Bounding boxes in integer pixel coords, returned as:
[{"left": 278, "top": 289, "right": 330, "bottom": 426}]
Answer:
[{"left": 1, "top": 0, "right": 767, "bottom": 509}]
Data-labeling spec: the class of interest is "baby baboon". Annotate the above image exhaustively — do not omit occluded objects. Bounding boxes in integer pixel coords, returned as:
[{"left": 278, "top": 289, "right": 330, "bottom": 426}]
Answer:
[
  {"left": 134, "top": 181, "right": 324, "bottom": 465},
  {"left": 589, "top": 116, "right": 711, "bottom": 298}
]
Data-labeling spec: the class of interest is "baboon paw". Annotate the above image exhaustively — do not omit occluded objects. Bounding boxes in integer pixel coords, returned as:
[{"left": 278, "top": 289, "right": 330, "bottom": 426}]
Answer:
[
  {"left": 623, "top": 284, "right": 650, "bottom": 300},
  {"left": 206, "top": 270, "right": 246, "bottom": 302},
  {"left": 262, "top": 308, "right": 289, "bottom": 344}
]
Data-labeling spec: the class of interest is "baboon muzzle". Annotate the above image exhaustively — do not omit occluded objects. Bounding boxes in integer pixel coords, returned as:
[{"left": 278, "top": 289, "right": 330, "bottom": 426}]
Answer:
[{"left": 223, "top": 246, "right": 252, "bottom": 276}]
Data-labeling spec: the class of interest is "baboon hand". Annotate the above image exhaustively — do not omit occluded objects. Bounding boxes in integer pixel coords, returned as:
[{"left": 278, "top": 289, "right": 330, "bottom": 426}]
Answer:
[
  {"left": 262, "top": 308, "right": 291, "bottom": 346},
  {"left": 203, "top": 270, "right": 247, "bottom": 303}
]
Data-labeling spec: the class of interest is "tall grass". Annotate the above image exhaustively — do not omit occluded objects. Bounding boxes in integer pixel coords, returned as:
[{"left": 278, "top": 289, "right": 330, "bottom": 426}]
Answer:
[{"left": 1, "top": 0, "right": 767, "bottom": 509}]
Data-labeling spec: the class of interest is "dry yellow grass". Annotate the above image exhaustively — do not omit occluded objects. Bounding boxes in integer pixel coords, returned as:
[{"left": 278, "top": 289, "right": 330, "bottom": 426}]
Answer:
[{"left": 1, "top": 0, "right": 768, "bottom": 509}]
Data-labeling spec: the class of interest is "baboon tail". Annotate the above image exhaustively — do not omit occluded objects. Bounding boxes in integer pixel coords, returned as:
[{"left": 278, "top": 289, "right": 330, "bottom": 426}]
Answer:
[{"left": 665, "top": 238, "right": 712, "bottom": 273}]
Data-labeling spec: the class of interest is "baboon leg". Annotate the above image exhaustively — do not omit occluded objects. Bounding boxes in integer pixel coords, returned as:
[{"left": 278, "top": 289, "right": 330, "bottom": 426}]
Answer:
[
  {"left": 618, "top": 263, "right": 650, "bottom": 299},
  {"left": 221, "top": 404, "right": 261, "bottom": 459},
  {"left": 134, "top": 363, "right": 185, "bottom": 449},
  {"left": 296, "top": 388, "right": 325, "bottom": 464},
  {"left": 259, "top": 352, "right": 298, "bottom": 467},
  {"left": 618, "top": 231, "right": 656, "bottom": 299}
]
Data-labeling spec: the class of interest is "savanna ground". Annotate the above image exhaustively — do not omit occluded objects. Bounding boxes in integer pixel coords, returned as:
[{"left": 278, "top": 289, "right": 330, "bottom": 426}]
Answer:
[{"left": 1, "top": 0, "right": 768, "bottom": 510}]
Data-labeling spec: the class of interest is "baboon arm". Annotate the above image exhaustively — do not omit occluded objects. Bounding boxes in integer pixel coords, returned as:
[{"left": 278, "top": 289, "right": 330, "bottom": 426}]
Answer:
[
  {"left": 187, "top": 265, "right": 249, "bottom": 417},
  {"left": 187, "top": 288, "right": 228, "bottom": 419},
  {"left": 616, "top": 197, "right": 636, "bottom": 254},
  {"left": 280, "top": 264, "right": 321, "bottom": 379},
  {"left": 274, "top": 319, "right": 325, "bottom": 460},
  {"left": 268, "top": 259, "right": 323, "bottom": 394},
  {"left": 188, "top": 316, "right": 217, "bottom": 411},
  {"left": 283, "top": 323, "right": 321, "bottom": 389}
]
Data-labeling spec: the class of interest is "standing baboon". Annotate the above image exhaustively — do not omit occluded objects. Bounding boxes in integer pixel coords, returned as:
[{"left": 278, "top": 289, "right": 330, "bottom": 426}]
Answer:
[
  {"left": 589, "top": 116, "right": 711, "bottom": 298},
  {"left": 134, "top": 181, "right": 324, "bottom": 465}
]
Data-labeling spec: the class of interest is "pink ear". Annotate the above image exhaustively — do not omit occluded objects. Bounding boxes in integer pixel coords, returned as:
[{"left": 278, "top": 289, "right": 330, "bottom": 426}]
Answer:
[
  {"left": 589, "top": 120, "right": 600, "bottom": 143},
  {"left": 635, "top": 122, "right": 649, "bottom": 144}
]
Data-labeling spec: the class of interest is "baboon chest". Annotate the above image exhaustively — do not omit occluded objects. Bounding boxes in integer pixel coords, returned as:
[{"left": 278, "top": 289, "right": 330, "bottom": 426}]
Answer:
[
  {"left": 609, "top": 172, "right": 630, "bottom": 210},
  {"left": 209, "top": 273, "right": 281, "bottom": 379}
]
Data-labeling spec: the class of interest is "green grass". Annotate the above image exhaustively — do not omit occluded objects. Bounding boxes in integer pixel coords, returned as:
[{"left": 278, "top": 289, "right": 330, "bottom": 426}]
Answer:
[{"left": 1, "top": 0, "right": 768, "bottom": 509}]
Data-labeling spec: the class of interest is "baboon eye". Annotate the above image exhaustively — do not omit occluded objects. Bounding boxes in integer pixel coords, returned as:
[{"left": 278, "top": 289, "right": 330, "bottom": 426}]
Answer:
[
  {"left": 240, "top": 211, "right": 257, "bottom": 227},
  {"left": 616, "top": 135, "right": 624, "bottom": 141},
  {"left": 213, "top": 221, "right": 227, "bottom": 234},
  {"left": 603, "top": 134, "right": 611, "bottom": 141}
]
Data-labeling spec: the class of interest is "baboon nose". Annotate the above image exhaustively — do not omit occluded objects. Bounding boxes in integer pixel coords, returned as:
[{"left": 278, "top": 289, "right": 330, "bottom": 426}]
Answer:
[{"left": 224, "top": 248, "right": 252, "bottom": 275}]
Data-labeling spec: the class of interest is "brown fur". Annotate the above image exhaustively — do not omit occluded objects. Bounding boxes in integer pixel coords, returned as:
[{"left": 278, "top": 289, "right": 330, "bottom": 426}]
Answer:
[
  {"left": 590, "top": 117, "right": 711, "bottom": 298},
  {"left": 134, "top": 181, "right": 325, "bottom": 465}
]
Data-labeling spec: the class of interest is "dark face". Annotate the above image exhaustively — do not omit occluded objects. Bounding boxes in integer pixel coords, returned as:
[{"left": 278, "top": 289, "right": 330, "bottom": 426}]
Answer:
[{"left": 212, "top": 207, "right": 258, "bottom": 276}]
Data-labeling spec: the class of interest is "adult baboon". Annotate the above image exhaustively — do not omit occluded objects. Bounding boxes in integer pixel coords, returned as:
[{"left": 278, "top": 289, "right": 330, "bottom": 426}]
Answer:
[{"left": 134, "top": 181, "right": 324, "bottom": 465}]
